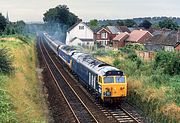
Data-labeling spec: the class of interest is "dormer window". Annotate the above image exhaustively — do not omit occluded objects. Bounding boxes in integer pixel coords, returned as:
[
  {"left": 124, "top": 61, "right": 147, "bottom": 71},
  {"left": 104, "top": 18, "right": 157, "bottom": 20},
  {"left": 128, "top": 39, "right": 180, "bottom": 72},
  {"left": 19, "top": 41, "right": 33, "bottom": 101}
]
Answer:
[{"left": 79, "top": 26, "right": 84, "bottom": 30}]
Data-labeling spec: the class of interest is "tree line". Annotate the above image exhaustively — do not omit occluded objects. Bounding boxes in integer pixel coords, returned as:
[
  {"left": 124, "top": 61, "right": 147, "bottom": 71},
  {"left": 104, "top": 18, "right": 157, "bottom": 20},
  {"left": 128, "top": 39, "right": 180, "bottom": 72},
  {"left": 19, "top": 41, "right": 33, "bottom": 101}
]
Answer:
[
  {"left": 0, "top": 13, "right": 26, "bottom": 35},
  {"left": 89, "top": 18, "right": 179, "bottom": 30}
]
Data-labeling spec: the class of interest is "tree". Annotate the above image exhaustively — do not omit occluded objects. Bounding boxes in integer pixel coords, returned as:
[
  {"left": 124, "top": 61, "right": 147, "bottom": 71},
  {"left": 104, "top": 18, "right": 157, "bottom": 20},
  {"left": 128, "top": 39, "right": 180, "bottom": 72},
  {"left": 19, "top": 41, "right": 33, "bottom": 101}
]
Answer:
[
  {"left": 43, "top": 5, "right": 79, "bottom": 27},
  {"left": 139, "top": 20, "right": 152, "bottom": 29},
  {"left": 89, "top": 19, "right": 98, "bottom": 29},
  {"left": 159, "top": 19, "right": 179, "bottom": 30},
  {"left": 0, "top": 13, "right": 7, "bottom": 35},
  {"left": 4, "top": 21, "right": 26, "bottom": 35},
  {"left": 116, "top": 20, "right": 125, "bottom": 26},
  {"left": 124, "top": 19, "right": 136, "bottom": 27}
]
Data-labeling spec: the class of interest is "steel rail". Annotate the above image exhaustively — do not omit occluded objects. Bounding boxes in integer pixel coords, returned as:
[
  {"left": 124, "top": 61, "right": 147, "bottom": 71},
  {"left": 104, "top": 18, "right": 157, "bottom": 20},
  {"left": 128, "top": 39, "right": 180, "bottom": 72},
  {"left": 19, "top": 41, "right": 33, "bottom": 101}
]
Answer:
[
  {"left": 38, "top": 36, "right": 80, "bottom": 123},
  {"left": 40, "top": 35, "right": 99, "bottom": 123}
]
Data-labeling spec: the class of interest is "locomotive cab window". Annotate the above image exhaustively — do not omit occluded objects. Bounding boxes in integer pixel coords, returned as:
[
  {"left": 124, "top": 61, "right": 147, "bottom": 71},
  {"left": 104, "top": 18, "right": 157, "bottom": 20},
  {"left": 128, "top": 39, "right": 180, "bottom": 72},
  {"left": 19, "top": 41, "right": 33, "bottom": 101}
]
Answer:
[
  {"left": 116, "top": 76, "right": 125, "bottom": 83},
  {"left": 104, "top": 77, "right": 114, "bottom": 83}
]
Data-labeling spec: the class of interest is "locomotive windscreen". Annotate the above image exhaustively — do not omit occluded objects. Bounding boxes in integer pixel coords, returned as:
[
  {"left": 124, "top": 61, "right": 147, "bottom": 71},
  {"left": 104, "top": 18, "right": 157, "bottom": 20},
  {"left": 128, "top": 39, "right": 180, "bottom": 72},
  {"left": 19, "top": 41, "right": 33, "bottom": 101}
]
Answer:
[{"left": 105, "top": 71, "right": 124, "bottom": 76}]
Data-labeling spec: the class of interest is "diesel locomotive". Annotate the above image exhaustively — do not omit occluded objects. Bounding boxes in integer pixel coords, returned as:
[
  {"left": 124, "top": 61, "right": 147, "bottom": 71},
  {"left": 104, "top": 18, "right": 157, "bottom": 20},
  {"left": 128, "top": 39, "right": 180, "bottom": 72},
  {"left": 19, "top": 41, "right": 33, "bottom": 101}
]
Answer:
[{"left": 43, "top": 33, "right": 127, "bottom": 102}]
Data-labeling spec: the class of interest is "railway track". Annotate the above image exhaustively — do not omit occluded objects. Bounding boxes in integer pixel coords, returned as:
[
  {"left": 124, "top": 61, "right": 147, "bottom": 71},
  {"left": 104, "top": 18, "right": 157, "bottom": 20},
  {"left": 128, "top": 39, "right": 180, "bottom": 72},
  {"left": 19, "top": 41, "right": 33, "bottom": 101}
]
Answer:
[
  {"left": 38, "top": 35, "right": 98, "bottom": 123},
  {"left": 38, "top": 34, "right": 147, "bottom": 123}
]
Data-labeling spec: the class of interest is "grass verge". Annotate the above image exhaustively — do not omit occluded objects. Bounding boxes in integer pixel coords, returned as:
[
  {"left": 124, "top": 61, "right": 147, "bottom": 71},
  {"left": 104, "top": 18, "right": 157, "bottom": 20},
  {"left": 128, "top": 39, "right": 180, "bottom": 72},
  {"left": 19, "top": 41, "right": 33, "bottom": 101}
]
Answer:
[
  {"left": 95, "top": 47, "right": 180, "bottom": 123},
  {"left": 0, "top": 36, "right": 48, "bottom": 123}
]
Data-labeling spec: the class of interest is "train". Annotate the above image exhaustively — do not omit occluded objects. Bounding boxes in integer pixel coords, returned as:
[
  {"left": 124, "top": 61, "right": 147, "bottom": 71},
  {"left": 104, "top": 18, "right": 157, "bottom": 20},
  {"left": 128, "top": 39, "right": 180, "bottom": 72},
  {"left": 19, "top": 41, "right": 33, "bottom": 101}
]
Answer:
[{"left": 43, "top": 33, "right": 127, "bottom": 103}]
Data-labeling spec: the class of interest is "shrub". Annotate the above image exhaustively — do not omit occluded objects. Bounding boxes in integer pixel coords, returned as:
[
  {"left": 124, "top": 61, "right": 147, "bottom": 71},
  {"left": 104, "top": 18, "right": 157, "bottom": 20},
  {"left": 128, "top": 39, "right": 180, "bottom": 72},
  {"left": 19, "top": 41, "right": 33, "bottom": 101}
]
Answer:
[
  {"left": 0, "top": 48, "right": 14, "bottom": 74},
  {"left": 119, "top": 44, "right": 145, "bottom": 53},
  {"left": 113, "top": 59, "right": 121, "bottom": 67},
  {"left": 16, "top": 35, "right": 31, "bottom": 44},
  {"left": 154, "top": 51, "right": 180, "bottom": 75}
]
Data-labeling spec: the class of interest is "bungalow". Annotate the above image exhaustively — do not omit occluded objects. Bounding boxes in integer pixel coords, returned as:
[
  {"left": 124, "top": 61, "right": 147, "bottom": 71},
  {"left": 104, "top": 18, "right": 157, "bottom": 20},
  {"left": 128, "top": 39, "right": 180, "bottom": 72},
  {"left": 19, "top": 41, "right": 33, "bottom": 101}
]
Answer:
[
  {"left": 112, "top": 32, "right": 129, "bottom": 48},
  {"left": 126, "top": 29, "right": 153, "bottom": 44},
  {"left": 95, "top": 26, "right": 130, "bottom": 46},
  {"left": 145, "top": 31, "right": 180, "bottom": 52},
  {"left": 66, "top": 21, "right": 94, "bottom": 47}
]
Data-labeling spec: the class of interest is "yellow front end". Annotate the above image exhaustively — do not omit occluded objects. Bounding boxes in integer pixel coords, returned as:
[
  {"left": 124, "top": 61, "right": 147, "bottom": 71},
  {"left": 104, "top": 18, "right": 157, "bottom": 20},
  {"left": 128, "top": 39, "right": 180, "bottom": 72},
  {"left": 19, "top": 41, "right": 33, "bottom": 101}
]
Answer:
[{"left": 98, "top": 76, "right": 127, "bottom": 102}]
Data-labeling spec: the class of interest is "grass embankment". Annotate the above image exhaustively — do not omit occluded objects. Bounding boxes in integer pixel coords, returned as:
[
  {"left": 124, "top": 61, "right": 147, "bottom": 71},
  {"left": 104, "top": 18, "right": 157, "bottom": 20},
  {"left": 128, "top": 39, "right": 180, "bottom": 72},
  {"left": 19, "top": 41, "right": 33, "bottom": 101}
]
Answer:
[
  {"left": 0, "top": 36, "right": 48, "bottom": 122},
  {"left": 94, "top": 46, "right": 180, "bottom": 123}
]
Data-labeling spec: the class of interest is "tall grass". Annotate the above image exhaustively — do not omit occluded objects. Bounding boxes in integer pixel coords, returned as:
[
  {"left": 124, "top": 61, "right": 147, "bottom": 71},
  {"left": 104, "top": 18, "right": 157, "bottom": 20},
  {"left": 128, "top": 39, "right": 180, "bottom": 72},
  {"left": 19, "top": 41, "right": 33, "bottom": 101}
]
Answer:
[
  {"left": 0, "top": 36, "right": 48, "bottom": 122},
  {"left": 94, "top": 47, "right": 180, "bottom": 122}
]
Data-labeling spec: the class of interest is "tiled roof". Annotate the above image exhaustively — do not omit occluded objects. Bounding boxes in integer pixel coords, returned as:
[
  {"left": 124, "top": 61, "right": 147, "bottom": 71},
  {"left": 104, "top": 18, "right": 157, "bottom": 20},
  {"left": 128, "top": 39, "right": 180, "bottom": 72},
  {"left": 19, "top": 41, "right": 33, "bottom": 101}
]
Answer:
[
  {"left": 146, "top": 31, "right": 180, "bottom": 46},
  {"left": 106, "top": 26, "right": 120, "bottom": 34},
  {"left": 113, "top": 33, "right": 129, "bottom": 41},
  {"left": 116, "top": 26, "right": 131, "bottom": 33},
  {"left": 126, "top": 30, "right": 152, "bottom": 42}
]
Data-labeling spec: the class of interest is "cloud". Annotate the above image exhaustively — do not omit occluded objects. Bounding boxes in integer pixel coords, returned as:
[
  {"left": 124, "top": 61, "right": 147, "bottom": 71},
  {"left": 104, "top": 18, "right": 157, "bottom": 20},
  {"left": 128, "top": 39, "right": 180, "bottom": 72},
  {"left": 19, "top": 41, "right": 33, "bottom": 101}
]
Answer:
[{"left": 0, "top": 0, "right": 180, "bottom": 22}]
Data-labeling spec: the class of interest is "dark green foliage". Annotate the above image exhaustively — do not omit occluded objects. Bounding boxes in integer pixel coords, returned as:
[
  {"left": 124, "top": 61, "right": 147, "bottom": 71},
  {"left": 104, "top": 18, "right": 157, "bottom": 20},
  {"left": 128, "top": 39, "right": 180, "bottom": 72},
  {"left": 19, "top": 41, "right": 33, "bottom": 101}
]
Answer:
[
  {"left": 139, "top": 20, "right": 152, "bottom": 29},
  {"left": 154, "top": 51, "right": 180, "bottom": 75},
  {"left": 0, "top": 13, "right": 7, "bottom": 35},
  {"left": 119, "top": 44, "right": 145, "bottom": 53},
  {"left": 116, "top": 20, "right": 125, "bottom": 26},
  {"left": 89, "top": 19, "right": 98, "bottom": 29},
  {"left": 113, "top": 59, "right": 121, "bottom": 67},
  {"left": 3, "top": 20, "right": 26, "bottom": 35},
  {"left": 43, "top": 5, "right": 79, "bottom": 27},
  {"left": 0, "top": 90, "right": 18, "bottom": 123},
  {"left": 0, "top": 48, "right": 13, "bottom": 74},
  {"left": 159, "top": 19, "right": 179, "bottom": 30},
  {"left": 124, "top": 19, "right": 136, "bottom": 27},
  {"left": 16, "top": 35, "right": 31, "bottom": 44}
]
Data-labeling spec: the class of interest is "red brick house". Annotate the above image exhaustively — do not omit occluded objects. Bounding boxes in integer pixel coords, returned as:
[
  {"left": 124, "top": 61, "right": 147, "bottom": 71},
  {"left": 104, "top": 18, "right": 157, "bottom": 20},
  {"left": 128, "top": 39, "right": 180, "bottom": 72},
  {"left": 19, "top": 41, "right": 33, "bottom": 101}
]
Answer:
[
  {"left": 112, "top": 32, "right": 129, "bottom": 48},
  {"left": 126, "top": 29, "right": 153, "bottom": 44},
  {"left": 95, "top": 26, "right": 130, "bottom": 46},
  {"left": 95, "top": 27, "right": 112, "bottom": 46}
]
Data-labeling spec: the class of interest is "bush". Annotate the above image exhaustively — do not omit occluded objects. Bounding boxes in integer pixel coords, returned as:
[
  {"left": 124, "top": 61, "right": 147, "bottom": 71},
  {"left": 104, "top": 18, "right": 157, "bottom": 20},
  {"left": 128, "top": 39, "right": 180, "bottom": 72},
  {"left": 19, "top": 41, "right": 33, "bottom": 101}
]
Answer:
[
  {"left": 0, "top": 48, "right": 14, "bottom": 74},
  {"left": 0, "top": 90, "right": 18, "bottom": 123},
  {"left": 16, "top": 35, "right": 31, "bottom": 44},
  {"left": 119, "top": 44, "right": 145, "bottom": 53},
  {"left": 113, "top": 59, "right": 121, "bottom": 67},
  {"left": 93, "top": 49, "right": 118, "bottom": 57},
  {"left": 154, "top": 51, "right": 180, "bottom": 75}
]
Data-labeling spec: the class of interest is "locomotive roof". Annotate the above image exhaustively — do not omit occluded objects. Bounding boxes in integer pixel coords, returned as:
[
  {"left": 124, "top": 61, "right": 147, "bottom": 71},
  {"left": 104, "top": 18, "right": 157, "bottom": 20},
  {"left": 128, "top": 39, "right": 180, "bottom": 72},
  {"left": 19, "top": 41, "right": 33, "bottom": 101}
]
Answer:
[
  {"left": 72, "top": 53, "right": 120, "bottom": 76},
  {"left": 44, "top": 32, "right": 123, "bottom": 76}
]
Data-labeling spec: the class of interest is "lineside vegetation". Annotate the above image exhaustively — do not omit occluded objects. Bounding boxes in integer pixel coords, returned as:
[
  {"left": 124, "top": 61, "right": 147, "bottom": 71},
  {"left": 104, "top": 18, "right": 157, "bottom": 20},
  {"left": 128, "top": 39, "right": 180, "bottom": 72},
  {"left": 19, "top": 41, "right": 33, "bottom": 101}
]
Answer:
[
  {"left": 0, "top": 35, "right": 48, "bottom": 123},
  {"left": 94, "top": 44, "right": 180, "bottom": 123}
]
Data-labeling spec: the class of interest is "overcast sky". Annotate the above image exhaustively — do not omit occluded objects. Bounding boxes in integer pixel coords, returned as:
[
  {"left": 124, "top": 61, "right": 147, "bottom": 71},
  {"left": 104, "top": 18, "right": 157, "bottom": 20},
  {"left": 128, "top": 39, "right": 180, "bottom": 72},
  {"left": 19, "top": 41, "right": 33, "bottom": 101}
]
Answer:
[{"left": 0, "top": 0, "right": 180, "bottom": 22}]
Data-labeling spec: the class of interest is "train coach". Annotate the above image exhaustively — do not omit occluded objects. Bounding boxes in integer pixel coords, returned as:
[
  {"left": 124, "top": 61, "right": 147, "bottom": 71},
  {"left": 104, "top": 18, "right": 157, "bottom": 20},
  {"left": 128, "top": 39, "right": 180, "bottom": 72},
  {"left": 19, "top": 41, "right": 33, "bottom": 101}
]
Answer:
[{"left": 43, "top": 33, "right": 127, "bottom": 102}]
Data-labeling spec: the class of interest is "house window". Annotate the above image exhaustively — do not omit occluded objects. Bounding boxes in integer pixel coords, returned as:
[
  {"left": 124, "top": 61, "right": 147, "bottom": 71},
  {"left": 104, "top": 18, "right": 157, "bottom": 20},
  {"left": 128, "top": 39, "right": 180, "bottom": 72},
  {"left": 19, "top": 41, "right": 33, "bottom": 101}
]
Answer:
[
  {"left": 101, "top": 32, "right": 107, "bottom": 39},
  {"left": 79, "top": 26, "right": 84, "bottom": 30}
]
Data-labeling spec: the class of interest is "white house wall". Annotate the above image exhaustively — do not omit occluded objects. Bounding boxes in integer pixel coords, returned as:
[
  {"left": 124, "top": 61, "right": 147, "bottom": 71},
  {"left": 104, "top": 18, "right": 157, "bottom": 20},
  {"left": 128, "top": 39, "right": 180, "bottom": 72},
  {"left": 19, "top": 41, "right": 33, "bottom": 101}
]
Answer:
[{"left": 66, "top": 22, "right": 94, "bottom": 45}]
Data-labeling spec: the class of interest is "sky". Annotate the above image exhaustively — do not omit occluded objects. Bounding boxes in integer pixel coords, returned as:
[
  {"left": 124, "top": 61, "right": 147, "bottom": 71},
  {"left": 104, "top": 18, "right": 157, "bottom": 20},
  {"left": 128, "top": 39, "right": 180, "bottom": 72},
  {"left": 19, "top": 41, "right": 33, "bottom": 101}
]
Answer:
[{"left": 0, "top": 0, "right": 180, "bottom": 22}]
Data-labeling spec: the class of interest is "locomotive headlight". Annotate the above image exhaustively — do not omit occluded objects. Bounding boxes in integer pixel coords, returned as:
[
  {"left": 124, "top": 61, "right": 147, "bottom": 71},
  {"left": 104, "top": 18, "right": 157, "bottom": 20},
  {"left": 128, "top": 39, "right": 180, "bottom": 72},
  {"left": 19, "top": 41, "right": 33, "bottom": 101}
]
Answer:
[{"left": 104, "top": 88, "right": 111, "bottom": 96}]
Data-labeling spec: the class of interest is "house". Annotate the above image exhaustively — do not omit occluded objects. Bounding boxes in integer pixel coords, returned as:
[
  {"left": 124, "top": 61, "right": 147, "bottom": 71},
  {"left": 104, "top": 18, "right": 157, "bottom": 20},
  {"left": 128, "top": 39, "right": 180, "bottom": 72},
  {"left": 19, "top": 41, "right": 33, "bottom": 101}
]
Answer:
[
  {"left": 112, "top": 32, "right": 129, "bottom": 48},
  {"left": 66, "top": 21, "right": 94, "bottom": 47},
  {"left": 145, "top": 31, "right": 180, "bottom": 52},
  {"left": 95, "top": 26, "right": 130, "bottom": 46},
  {"left": 126, "top": 29, "right": 153, "bottom": 44}
]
